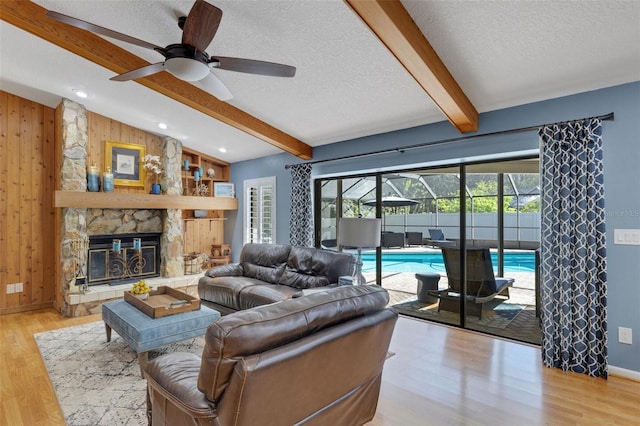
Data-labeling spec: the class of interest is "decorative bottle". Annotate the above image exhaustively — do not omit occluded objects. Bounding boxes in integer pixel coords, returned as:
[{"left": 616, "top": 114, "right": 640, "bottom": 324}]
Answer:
[
  {"left": 87, "top": 161, "right": 100, "bottom": 192},
  {"left": 103, "top": 167, "right": 114, "bottom": 192}
]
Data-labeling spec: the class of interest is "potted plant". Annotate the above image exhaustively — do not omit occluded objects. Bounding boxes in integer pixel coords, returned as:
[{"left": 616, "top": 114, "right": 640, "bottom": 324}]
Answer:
[{"left": 142, "top": 154, "right": 163, "bottom": 194}]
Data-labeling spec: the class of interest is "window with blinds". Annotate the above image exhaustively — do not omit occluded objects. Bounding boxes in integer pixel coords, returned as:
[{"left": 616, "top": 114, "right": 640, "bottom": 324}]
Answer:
[{"left": 244, "top": 177, "right": 276, "bottom": 244}]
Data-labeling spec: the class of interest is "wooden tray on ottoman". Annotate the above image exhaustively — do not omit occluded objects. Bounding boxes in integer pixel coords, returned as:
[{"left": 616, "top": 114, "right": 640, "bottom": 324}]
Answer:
[{"left": 124, "top": 286, "right": 200, "bottom": 319}]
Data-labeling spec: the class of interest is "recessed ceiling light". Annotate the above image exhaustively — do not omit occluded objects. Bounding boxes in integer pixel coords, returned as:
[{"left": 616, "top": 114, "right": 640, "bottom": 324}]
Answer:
[
  {"left": 158, "top": 123, "right": 168, "bottom": 130},
  {"left": 72, "top": 89, "right": 88, "bottom": 98},
  {"left": 219, "top": 147, "right": 227, "bottom": 153}
]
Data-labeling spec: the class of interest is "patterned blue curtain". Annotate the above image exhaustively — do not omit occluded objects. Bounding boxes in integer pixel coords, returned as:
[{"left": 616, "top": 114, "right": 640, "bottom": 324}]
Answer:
[
  {"left": 289, "top": 163, "right": 313, "bottom": 247},
  {"left": 539, "top": 118, "right": 608, "bottom": 378}
]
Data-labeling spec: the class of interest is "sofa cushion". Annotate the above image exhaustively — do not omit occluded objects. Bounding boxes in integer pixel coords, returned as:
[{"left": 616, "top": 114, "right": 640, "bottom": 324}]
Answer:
[
  {"left": 197, "top": 285, "right": 390, "bottom": 402},
  {"left": 204, "top": 262, "right": 243, "bottom": 278},
  {"left": 278, "top": 246, "right": 353, "bottom": 289},
  {"left": 240, "top": 243, "right": 290, "bottom": 284},
  {"left": 237, "top": 284, "right": 302, "bottom": 310},
  {"left": 279, "top": 271, "right": 329, "bottom": 289},
  {"left": 241, "top": 262, "right": 286, "bottom": 284},
  {"left": 198, "top": 276, "right": 266, "bottom": 311}
]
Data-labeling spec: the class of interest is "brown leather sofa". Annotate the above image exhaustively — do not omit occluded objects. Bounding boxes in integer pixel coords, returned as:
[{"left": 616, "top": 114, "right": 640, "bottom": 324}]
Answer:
[
  {"left": 198, "top": 243, "right": 354, "bottom": 315},
  {"left": 145, "top": 285, "right": 398, "bottom": 426}
]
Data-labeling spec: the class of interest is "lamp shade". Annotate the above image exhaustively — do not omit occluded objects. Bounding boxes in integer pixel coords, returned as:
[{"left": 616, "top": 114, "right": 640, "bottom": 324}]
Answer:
[
  {"left": 337, "top": 217, "right": 382, "bottom": 248},
  {"left": 165, "top": 57, "right": 210, "bottom": 82}
]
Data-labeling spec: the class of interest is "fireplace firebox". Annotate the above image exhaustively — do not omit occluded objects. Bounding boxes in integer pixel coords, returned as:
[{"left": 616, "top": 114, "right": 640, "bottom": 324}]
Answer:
[{"left": 83, "top": 233, "right": 161, "bottom": 286}]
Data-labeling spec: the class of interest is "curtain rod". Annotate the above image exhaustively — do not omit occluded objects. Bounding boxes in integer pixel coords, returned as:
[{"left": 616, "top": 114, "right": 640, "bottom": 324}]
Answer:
[{"left": 284, "top": 112, "right": 614, "bottom": 169}]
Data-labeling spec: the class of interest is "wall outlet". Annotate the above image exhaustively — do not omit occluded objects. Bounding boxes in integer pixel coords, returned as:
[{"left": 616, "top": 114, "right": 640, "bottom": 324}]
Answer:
[
  {"left": 613, "top": 229, "right": 640, "bottom": 245},
  {"left": 618, "top": 327, "right": 633, "bottom": 345},
  {"left": 15, "top": 282, "right": 23, "bottom": 292},
  {"left": 6, "top": 284, "right": 15, "bottom": 294}
]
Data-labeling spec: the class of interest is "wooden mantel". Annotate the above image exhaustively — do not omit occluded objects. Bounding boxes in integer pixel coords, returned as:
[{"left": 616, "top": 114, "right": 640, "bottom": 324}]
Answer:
[{"left": 54, "top": 191, "right": 238, "bottom": 210}]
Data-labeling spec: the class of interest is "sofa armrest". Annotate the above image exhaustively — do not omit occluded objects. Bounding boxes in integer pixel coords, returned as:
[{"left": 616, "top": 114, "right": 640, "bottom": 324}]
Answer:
[
  {"left": 145, "top": 352, "right": 216, "bottom": 418},
  {"left": 205, "top": 263, "right": 243, "bottom": 278}
]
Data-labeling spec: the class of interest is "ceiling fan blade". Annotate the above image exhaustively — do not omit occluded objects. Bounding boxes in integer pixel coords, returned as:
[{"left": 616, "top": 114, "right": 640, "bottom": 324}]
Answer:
[
  {"left": 182, "top": 0, "right": 223, "bottom": 52},
  {"left": 211, "top": 57, "right": 296, "bottom": 77},
  {"left": 195, "top": 72, "right": 233, "bottom": 101},
  {"left": 110, "top": 63, "right": 165, "bottom": 81},
  {"left": 45, "top": 11, "right": 163, "bottom": 51}
]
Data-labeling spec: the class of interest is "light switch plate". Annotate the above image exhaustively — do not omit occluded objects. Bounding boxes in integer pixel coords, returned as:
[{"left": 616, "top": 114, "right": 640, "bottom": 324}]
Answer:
[
  {"left": 618, "top": 327, "right": 633, "bottom": 345},
  {"left": 614, "top": 229, "right": 640, "bottom": 245}
]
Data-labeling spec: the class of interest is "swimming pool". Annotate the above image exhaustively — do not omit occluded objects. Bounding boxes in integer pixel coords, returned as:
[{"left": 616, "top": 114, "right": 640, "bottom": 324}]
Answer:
[{"left": 360, "top": 251, "right": 536, "bottom": 274}]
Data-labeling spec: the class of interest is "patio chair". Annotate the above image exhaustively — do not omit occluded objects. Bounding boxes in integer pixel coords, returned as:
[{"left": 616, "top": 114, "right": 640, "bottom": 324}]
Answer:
[
  {"left": 381, "top": 232, "right": 404, "bottom": 248},
  {"left": 405, "top": 231, "right": 423, "bottom": 246},
  {"left": 321, "top": 239, "right": 337, "bottom": 249},
  {"left": 430, "top": 247, "right": 514, "bottom": 319},
  {"left": 426, "top": 229, "right": 456, "bottom": 247}
]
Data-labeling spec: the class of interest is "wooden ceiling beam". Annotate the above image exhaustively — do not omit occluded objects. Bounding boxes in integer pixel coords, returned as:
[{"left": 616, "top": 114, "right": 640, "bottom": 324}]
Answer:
[
  {"left": 345, "top": 0, "right": 478, "bottom": 133},
  {"left": 0, "top": 1, "right": 312, "bottom": 160}
]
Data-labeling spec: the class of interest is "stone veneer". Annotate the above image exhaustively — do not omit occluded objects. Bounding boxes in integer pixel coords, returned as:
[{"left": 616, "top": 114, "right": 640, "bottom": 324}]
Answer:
[{"left": 58, "top": 99, "right": 186, "bottom": 317}]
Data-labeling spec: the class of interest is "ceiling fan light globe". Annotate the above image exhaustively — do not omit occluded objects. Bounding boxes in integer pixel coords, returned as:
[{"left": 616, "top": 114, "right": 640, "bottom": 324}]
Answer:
[{"left": 165, "top": 57, "right": 210, "bottom": 81}]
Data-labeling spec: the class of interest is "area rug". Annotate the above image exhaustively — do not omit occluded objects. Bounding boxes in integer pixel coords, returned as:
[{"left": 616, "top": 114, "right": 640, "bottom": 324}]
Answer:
[
  {"left": 35, "top": 321, "right": 396, "bottom": 426},
  {"left": 34, "top": 321, "right": 205, "bottom": 426},
  {"left": 392, "top": 298, "right": 523, "bottom": 329}
]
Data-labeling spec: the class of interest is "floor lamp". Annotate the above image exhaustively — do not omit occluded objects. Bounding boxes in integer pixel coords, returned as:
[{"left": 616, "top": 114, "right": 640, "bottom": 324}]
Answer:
[{"left": 337, "top": 217, "right": 381, "bottom": 285}]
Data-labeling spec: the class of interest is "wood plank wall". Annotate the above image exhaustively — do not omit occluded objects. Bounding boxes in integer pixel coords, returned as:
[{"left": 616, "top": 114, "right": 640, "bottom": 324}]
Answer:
[
  {"left": 1, "top": 91, "right": 56, "bottom": 314},
  {"left": 86, "top": 111, "right": 164, "bottom": 194},
  {"left": 1, "top": 92, "right": 165, "bottom": 314}
]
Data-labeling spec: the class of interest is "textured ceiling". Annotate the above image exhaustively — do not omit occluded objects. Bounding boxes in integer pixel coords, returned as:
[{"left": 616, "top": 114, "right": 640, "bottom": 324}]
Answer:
[{"left": 1, "top": 0, "right": 639, "bottom": 163}]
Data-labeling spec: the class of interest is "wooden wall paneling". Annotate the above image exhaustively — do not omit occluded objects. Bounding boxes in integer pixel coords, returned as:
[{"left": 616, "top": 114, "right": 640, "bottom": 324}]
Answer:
[
  {"left": 42, "top": 107, "right": 56, "bottom": 304},
  {"left": 85, "top": 112, "right": 169, "bottom": 196},
  {"left": 183, "top": 219, "right": 196, "bottom": 254},
  {"left": 54, "top": 104, "right": 63, "bottom": 311},
  {"left": 30, "top": 101, "right": 44, "bottom": 305},
  {"left": 6, "top": 94, "right": 21, "bottom": 309},
  {"left": 86, "top": 111, "right": 101, "bottom": 172},
  {"left": 0, "top": 92, "right": 8, "bottom": 309},
  {"left": 0, "top": 92, "right": 55, "bottom": 313},
  {"left": 182, "top": 218, "right": 224, "bottom": 255},
  {"left": 131, "top": 127, "right": 144, "bottom": 148},
  {"left": 20, "top": 99, "right": 34, "bottom": 307},
  {"left": 110, "top": 117, "right": 122, "bottom": 142},
  {"left": 197, "top": 220, "right": 211, "bottom": 254},
  {"left": 93, "top": 113, "right": 109, "bottom": 187},
  {"left": 210, "top": 219, "right": 224, "bottom": 246},
  {"left": 100, "top": 111, "right": 112, "bottom": 178},
  {"left": 99, "top": 112, "right": 109, "bottom": 173}
]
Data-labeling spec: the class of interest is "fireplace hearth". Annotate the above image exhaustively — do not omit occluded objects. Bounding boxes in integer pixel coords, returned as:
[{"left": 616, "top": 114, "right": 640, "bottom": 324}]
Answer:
[{"left": 84, "top": 233, "right": 161, "bottom": 286}]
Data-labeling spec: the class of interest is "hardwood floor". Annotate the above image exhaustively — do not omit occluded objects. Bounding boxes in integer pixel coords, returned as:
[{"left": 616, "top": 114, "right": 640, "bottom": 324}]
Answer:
[
  {"left": 370, "top": 317, "right": 640, "bottom": 425},
  {"left": 2, "top": 309, "right": 639, "bottom": 425},
  {"left": 0, "top": 309, "right": 99, "bottom": 425}
]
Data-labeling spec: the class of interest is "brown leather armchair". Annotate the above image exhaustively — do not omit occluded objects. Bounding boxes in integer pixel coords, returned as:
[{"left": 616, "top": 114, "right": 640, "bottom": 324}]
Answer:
[{"left": 144, "top": 285, "right": 398, "bottom": 426}]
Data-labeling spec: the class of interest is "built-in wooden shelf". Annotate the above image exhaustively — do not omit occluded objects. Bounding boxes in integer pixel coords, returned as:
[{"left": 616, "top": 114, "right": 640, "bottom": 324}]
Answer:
[{"left": 54, "top": 191, "right": 238, "bottom": 210}]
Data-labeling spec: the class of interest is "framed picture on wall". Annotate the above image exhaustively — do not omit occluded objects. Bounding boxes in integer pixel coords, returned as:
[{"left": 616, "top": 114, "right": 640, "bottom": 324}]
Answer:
[
  {"left": 214, "top": 182, "right": 235, "bottom": 197},
  {"left": 105, "top": 140, "right": 146, "bottom": 187}
]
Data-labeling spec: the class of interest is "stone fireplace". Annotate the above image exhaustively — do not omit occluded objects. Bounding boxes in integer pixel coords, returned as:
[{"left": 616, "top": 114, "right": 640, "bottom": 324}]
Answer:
[{"left": 58, "top": 99, "right": 195, "bottom": 317}]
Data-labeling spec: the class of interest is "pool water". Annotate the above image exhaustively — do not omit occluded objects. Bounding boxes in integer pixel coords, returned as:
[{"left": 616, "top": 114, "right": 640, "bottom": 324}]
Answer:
[{"left": 360, "top": 251, "right": 536, "bottom": 274}]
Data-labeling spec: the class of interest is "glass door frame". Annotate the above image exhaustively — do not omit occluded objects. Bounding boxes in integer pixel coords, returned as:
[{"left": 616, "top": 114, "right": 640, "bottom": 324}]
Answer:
[{"left": 313, "top": 154, "right": 540, "bottom": 341}]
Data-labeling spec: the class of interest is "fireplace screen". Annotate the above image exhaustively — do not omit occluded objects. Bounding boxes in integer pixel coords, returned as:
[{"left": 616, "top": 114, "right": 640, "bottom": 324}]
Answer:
[{"left": 85, "top": 233, "right": 161, "bottom": 286}]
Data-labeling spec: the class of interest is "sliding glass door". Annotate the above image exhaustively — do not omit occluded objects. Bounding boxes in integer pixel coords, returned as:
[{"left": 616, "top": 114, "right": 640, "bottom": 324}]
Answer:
[{"left": 315, "top": 158, "right": 541, "bottom": 344}]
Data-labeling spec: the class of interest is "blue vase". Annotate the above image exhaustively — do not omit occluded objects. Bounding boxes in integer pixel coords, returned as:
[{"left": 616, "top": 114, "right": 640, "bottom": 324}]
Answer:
[
  {"left": 102, "top": 168, "right": 114, "bottom": 192},
  {"left": 87, "top": 163, "right": 100, "bottom": 192},
  {"left": 151, "top": 183, "right": 161, "bottom": 194}
]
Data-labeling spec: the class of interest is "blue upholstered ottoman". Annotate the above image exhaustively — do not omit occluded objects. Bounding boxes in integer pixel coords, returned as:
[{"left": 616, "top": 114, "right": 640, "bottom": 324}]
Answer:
[{"left": 101, "top": 299, "right": 220, "bottom": 377}]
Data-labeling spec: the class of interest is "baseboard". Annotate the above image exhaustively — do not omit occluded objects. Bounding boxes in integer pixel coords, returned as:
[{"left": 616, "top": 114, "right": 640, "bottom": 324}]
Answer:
[
  {"left": 609, "top": 365, "right": 640, "bottom": 382},
  {"left": 0, "top": 301, "right": 53, "bottom": 315}
]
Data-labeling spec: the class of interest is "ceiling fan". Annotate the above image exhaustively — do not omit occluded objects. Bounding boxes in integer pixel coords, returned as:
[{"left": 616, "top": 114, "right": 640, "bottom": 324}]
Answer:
[{"left": 45, "top": 0, "right": 296, "bottom": 101}]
